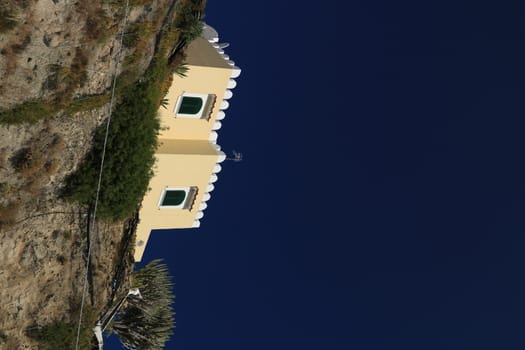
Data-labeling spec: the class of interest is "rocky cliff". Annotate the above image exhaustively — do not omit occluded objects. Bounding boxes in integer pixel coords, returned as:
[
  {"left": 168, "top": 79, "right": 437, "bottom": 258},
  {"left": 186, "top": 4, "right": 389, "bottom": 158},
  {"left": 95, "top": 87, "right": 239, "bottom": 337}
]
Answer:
[{"left": 0, "top": 0, "right": 179, "bottom": 348}]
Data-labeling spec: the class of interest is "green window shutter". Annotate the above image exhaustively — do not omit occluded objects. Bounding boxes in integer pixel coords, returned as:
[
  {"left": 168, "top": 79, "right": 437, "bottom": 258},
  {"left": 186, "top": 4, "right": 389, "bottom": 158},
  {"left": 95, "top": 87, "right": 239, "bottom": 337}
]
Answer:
[
  {"left": 178, "top": 96, "right": 203, "bottom": 115},
  {"left": 162, "top": 190, "right": 186, "bottom": 206}
]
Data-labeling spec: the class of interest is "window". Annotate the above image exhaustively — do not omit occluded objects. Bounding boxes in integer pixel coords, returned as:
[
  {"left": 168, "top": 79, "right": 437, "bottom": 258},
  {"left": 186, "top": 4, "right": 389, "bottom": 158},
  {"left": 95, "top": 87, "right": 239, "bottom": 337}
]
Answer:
[
  {"left": 174, "top": 93, "right": 216, "bottom": 120},
  {"left": 158, "top": 187, "right": 198, "bottom": 209},
  {"left": 162, "top": 190, "right": 186, "bottom": 206},
  {"left": 178, "top": 96, "right": 203, "bottom": 115}
]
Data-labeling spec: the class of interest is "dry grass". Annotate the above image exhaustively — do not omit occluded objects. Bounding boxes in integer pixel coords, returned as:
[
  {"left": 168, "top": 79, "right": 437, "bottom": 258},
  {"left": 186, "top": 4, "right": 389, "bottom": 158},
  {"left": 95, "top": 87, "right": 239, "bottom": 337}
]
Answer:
[
  {"left": 48, "top": 134, "right": 65, "bottom": 153},
  {"left": 77, "top": 0, "right": 119, "bottom": 44},
  {"left": 86, "top": 7, "right": 117, "bottom": 43},
  {"left": 2, "top": 23, "right": 32, "bottom": 75},
  {"left": 0, "top": 148, "right": 7, "bottom": 169},
  {"left": 0, "top": 1, "right": 23, "bottom": 33},
  {"left": 0, "top": 201, "right": 21, "bottom": 230},
  {"left": 8, "top": 129, "right": 66, "bottom": 201},
  {"left": 10, "top": 33, "right": 30, "bottom": 53},
  {"left": 53, "top": 47, "right": 89, "bottom": 105},
  {"left": 26, "top": 177, "right": 45, "bottom": 197},
  {"left": 44, "top": 161, "right": 59, "bottom": 176}
]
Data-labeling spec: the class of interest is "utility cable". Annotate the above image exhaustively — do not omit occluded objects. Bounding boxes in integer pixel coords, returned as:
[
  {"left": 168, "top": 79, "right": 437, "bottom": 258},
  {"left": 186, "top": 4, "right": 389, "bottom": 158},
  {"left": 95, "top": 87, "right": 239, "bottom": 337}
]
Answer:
[{"left": 74, "top": 1, "right": 130, "bottom": 348}]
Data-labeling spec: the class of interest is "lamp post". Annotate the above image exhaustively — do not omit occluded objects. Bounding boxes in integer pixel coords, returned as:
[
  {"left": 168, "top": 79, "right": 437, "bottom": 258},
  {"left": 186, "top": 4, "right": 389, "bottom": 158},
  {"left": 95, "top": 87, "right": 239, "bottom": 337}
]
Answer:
[{"left": 93, "top": 288, "right": 142, "bottom": 350}]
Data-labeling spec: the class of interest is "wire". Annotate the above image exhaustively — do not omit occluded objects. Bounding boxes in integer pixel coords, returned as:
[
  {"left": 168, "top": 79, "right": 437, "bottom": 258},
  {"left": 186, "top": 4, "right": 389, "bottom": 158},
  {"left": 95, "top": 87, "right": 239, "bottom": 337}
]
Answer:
[{"left": 74, "top": 1, "right": 130, "bottom": 349}]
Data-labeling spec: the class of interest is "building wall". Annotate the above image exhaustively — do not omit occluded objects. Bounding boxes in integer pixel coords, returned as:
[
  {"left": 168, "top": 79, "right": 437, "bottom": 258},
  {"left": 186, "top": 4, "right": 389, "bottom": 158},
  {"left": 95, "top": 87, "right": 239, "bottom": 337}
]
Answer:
[
  {"left": 135, "top": 30, "right": 239, "bottom": 261},
  {"left": 158, "top": 65, "right": 232, "bottom": 140},
  {"left": 134, "top": 145, "right": 220, "bottom": 261}
]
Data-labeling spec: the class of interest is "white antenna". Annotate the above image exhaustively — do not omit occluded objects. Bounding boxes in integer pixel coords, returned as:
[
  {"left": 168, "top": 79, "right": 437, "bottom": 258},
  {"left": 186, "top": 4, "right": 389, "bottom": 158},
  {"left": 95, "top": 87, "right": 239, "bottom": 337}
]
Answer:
[{"left": 226, "top": 150, "right": 243, "bottom": 162}]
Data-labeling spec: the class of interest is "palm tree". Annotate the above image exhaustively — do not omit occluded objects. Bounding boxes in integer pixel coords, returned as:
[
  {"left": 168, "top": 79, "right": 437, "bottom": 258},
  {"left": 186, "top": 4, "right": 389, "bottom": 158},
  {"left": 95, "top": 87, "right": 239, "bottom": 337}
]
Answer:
[
  {"left": 160, "top": 98, "right": 169, "bottom": 109},
  {"left": 174, "top": 64, "right": 189, "bottom": 78},
  {"left": 108, "top": 260, "right": 175, "bottom": 349}
]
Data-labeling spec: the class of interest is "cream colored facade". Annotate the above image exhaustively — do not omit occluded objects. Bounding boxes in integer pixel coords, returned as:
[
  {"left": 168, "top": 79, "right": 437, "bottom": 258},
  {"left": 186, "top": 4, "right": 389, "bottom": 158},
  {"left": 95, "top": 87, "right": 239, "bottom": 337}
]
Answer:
[{"left": 134, "top": 26, "right": 241, "bottom": 261}]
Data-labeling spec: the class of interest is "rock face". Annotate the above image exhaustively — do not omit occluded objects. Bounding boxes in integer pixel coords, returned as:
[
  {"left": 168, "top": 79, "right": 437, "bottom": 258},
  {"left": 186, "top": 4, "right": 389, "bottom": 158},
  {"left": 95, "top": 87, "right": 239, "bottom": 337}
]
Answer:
[
  {"left": 0, "top": 0, "right": 118, "bottom": 108},
  {"left": 0, "top": 0, "right": 175, "bottom": 348}
]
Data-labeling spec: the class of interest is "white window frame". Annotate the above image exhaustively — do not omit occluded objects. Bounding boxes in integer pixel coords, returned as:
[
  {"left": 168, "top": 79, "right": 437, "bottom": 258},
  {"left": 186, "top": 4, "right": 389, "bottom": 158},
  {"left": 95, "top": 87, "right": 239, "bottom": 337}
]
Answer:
[
  {"left": 173, "top": 93, "right": 209, "bottom": 119},
  {"left": 158, "top": 187, "right": 191, "bottom": 209}
]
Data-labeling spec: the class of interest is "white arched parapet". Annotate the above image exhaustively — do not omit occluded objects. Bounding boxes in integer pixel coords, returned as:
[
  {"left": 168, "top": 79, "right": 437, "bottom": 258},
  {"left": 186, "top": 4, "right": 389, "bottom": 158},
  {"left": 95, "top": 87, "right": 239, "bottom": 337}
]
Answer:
[
  {"left": 231, "top": 67, "right": 241, "bottom": 78},
  {"left": 199, "top": 202, "right": 208, "bottom": 210},
  {"left": 203, "top": 193, "right": 211, "bottom": 201},
  {"left": 223, "top": 90, "right": 233, "bottom": 100},
  {"left": 216, "top": 111, "right": 225, "bottom": 120},
  {"left": 209, "top": 131, "right": 218, "bottom": 142},
  {"left": 212, "top": 121, "right": 222, "bottom": 130},
  {"left": 226, "top": 60, "right": 235, "bottom": 66},
  {"left": 222, "top": 54, "right": 230, "bottom": 60},
  {"left": 220, "top": 100, "right": 229, "bottom": 110},
  {"left": 206, "top": 184, "right": 215, "bottom": 192},
  {"left": 216, "top": 49, "right": 224, "bottom": 55},
  {"left": 203, "top": 24, "right": 219, "bottom": 42},
  {"left": 213, "top": 144, "right": 221, "bottom": 151},
  {"left": 192, "top": 220, "right": 201, "bottom": 228},
  {"left": 195, "top": 211, "right": 204, "bottom": 220},
  {"left": 216, "top": 151, "right": 226, "bottom": 163},
  {"left": 227, "top": 79, "right": 237, "bottom": 89},
  {"left": 209, "top": 174, "right": 218, "bottom": 183},
  {"left": 213, "top": 164, "right": 222, "bottom": 173}
]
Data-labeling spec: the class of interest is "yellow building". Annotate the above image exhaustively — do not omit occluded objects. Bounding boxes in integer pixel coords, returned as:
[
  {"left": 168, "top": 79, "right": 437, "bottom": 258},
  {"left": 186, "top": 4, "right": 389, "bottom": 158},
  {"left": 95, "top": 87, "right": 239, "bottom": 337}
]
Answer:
[{"left": 134, "top": 25, "right": 241, "bottom": 261}]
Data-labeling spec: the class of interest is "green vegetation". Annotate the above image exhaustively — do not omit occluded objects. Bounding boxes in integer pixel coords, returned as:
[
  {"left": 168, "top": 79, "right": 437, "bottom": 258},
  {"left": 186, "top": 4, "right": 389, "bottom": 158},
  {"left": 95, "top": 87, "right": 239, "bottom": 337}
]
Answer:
[
  {"left": 0, "top": 3, "right": 18, "bottom": 33},
  {"left": 0, "top": 93, "right": 110, "bottom": 124},
  {"left": 66, "top": 94, "right": 112, "bottom": 115},
  {"left": 63, "top": 0, "right": 207, "bottom": 221},
  {"left": 63, "top": 71, "right": 161, "bottom": 220},
  {"left": 0, "top": 47, "right": 97, "bottom": 124},
  {"left": 175, "top": 0, "right": 206, "bottom": 43},
  {"left": 0, "top": 100, "right": 56, "bottom": 124},
  {"left": 0, "top": 0, "right": 207, "bottom": 221},
  {"left": 27, "top": 321, "right": 77, "bottom": 350},
  {"left": 174, "top": 63, "right": 189, "bottom": 77},
  {"left": 109, "top": 259, "right": 175, "bottom": 349},
  {"left": 0, "top": 0, "right": 206, "bottom": 125},
  {"left": 26, "top": 307, "right": 97, "bottom": 350}
]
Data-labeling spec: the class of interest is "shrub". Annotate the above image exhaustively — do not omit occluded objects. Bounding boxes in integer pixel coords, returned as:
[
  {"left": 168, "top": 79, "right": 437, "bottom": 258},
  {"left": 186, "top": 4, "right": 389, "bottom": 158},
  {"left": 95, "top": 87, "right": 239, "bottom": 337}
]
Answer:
[
  {"left": 44, "top": 161, "right": 59, "bottom": 176},
  {"left": 26, "top": 303, "right": 97, "bottom": 350},
  {"left": 10, "top": 147, "right": 33, "bottom": 172},
  {"left": 10, "top": 147, "right": 45, "bottom": 178},
  {"left": 0, "top": 100, "right": 56, "bottom": 124},
  {"left": 86, "top": 8, "right": 116, "bottom": 43},
  {"left": 0, "top": 182, "right": 8, "bottom": 195},
  {"left": 27, "top": 318, "right": 94, "bottom": 350},
  {"left": 0, "top": 8, "right": 17, "bottom": 33},
  {"left": 63, "top": 74, "right": 161, "bottom": 221},
  {"left": 0, "top": 201, "right": 21, "bottom": 230},
  {"left": 66, "top": 93, "right": 111, "bottom": 115},
  {"left": 26, "top": 321, "right": 75, "bottom": 350}
]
